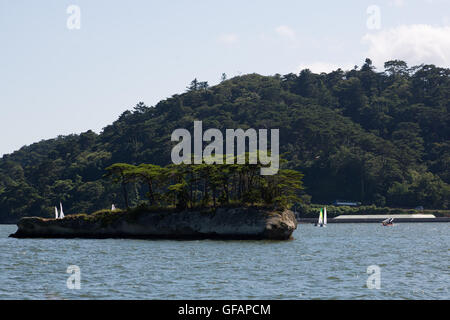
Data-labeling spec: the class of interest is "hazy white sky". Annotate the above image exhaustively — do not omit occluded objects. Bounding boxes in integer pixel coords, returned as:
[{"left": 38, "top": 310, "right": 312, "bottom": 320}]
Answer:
[{"left": 0, "top": 0, "right": 449, "bottom": 156}]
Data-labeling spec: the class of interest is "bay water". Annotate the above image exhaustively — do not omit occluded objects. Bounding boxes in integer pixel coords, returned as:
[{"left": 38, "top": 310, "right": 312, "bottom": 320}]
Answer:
[{"left": 0, "top": 223, "right": 448, "bottom": 299}]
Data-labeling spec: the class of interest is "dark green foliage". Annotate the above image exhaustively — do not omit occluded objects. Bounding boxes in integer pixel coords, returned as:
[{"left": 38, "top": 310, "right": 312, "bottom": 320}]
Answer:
[
  {"left": 104, "top": 155, "right": 304, "bottom": 211},
  {"left": 0, "top": 60, "right": 449, "bottom": 222}
]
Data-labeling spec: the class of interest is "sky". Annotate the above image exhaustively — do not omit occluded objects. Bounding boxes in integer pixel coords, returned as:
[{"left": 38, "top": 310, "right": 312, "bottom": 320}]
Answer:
[{"left": 0, "top": 0, "right": 449, "bottom": 156}]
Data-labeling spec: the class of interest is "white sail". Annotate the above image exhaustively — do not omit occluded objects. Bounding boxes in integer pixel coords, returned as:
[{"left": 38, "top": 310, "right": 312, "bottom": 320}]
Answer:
[
  {"left": 111, "top": 204, "right": 116, "bottom": 211},
  {"left": 55, "top": 206, "right": 59, "bottom": 219},
  {"left": 59, "top": 202, "right": 64, "bottom": 219},
  {"left": 324, "top": 207, "right": 327, "bottom": 225}
]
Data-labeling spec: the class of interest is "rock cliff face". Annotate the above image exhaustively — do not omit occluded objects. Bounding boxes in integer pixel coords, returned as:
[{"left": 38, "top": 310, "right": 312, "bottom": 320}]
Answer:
[{"left": 10, "top": 207, "right": 297, "bottom": 240}]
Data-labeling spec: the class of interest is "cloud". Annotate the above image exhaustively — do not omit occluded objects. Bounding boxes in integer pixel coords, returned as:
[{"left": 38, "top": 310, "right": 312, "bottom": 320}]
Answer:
[
  {"left": 275, "top": 25, "right": 296, "bottom": 41},
  {"left": 296, "top": 62, "right": 354, "bottom": 74},
  {"left": 362, "top": 24, "right": 450, "bottom": 68},
  {"left": 218, "top": 33, "right": 238, "bottom": 45}
]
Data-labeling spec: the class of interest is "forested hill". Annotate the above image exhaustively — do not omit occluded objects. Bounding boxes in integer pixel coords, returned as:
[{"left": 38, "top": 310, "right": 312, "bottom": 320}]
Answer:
[{"left": 1, "top": 59, "right": 449, "bottom": 222}]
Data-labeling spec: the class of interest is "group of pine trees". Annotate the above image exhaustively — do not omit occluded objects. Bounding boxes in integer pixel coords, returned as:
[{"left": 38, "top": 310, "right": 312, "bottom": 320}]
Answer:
[{"left": 105, "top": 154, "right": 303, "bottom": 211}]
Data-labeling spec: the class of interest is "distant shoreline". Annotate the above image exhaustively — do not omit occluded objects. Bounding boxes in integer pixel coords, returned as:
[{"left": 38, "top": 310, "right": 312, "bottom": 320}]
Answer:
[
  {"left": 297, "top": 204, "right": 450, "bottom": 219},
  {"left": 298, "top": 217, "right": 450, "bottom": 223}
]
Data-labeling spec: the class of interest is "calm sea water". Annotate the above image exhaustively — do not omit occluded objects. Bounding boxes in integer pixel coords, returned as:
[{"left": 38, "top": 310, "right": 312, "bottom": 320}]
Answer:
[{"left": 0, "top": 223, "right": 448, "bottom": 300}]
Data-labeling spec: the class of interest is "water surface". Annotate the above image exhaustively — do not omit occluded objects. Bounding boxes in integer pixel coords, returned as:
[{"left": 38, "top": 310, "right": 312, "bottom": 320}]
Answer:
[{"left": 0, "top": 223, "right": 448, "bottom": 299}]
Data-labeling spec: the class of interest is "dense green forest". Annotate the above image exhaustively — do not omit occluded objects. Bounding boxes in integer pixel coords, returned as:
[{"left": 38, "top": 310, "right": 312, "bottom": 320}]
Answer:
[{"left": 0, "top": 59, "right": 449, "bottom": 222}]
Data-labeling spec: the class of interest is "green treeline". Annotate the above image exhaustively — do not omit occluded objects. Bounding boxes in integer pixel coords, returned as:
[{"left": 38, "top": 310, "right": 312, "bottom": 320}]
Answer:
[
  {"left": 105, "top": 154, "right": 303, "bottom": 210},
  {"left": 0, "top": 59, "right": 449, "bottom": 222}
]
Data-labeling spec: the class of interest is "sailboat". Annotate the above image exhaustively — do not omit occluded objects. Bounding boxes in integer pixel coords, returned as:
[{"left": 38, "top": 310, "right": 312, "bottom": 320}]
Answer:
[
  {"left": 59, "top": 202, "right": 65, "bottom": 219},
  {"left": 111, "top": 204, "right": 116, "bottom": 211},
  {"left": 55, "top": 206, "right": 59, "bottom": 219},
  {"left": 315, "top": 207, "right": 327, "bottom": 227},
  {"left": 314, "top": 208, "right": 323, "bottom": 227}
]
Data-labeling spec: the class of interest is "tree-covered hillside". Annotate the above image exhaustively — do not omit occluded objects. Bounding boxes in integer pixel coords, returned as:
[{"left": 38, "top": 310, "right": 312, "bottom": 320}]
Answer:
[{"left": 1, "top": 59, "right": 449, "bottom": 222}]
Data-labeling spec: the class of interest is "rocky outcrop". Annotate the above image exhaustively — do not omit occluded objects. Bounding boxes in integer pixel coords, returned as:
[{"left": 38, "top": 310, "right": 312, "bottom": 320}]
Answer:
[{"left": 9, "top": 207, "right": 297, "bottom": 240}]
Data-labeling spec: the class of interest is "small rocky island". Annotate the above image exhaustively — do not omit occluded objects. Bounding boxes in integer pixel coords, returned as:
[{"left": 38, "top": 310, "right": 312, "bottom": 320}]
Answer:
[
  {"left": 10, "top": 157, "right": 302, "bottom": 240},
  {"left": 10, "top": 207, "right": 298, "bottom": 240}
]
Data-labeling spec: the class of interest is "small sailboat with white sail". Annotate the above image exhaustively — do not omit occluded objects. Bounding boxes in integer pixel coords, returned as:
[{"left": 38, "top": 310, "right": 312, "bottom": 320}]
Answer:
[
  {"left": 59, "top": 202, "right": 65, "bottom": 219},
  {"left": 54, "top": 203, "right": 65, "bottom": 219},
  {"left": 315, "top": 207, "right": 327, "bottom": 227}
]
